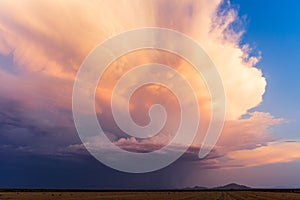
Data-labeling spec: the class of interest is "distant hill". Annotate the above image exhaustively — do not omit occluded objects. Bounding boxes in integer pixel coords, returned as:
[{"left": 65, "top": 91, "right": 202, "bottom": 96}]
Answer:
[
  {"left": 184, "top": 183, "right": 251, "bottom": 191},
  {"left": 213, "top": 183, "right": 251, "bottom": 190}
]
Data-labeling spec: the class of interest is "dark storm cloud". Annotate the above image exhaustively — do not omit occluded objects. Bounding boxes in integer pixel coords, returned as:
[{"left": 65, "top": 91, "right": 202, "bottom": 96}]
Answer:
[
  {"left": 0, "top": 146, "right": 202, "bottom": 189},
  {"left": 0, "top": 97, "right": 80, "bottom": 155}
]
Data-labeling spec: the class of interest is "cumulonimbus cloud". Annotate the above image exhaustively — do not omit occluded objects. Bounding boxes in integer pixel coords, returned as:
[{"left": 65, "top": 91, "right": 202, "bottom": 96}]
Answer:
[
  {"left": 0, "top": 0, "right": 297, "bottom": 170},
  {"left": 0, "top": 0, "right": 265, "bottom": 119}
]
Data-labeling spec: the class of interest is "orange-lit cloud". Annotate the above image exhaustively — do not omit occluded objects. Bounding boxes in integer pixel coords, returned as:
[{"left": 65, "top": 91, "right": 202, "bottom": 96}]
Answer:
[
  {"left": 226, "top": 141, "right": 300, "bottom": 168},
  {"left": 218, "top": 112, "right": 283, "bottom": 153},
  {"left": 0, "top": 0, "right": 297, "bottom": 169},
  {"left": 0, "top": 0, "right": 265, "bottom": 119}
]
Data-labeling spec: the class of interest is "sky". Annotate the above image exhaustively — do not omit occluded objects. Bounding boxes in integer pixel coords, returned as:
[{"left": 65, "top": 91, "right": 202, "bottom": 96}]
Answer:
[
  {"left": 231, "top": 0, "right": 300, "bottom": 140},
  {"left": 0, "top": 0, "right": 299, "bottom": 189}
]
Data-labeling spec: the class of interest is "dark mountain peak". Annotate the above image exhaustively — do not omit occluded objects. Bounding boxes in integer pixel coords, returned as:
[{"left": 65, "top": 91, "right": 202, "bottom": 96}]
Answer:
[{"left": 214, "top": 183, "right": 251, "bottom": 190}]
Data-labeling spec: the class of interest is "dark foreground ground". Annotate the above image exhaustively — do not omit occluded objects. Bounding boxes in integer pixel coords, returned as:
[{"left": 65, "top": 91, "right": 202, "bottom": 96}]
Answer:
[{"left": 1, "top": 190, "right": 300, "bottom": 200}]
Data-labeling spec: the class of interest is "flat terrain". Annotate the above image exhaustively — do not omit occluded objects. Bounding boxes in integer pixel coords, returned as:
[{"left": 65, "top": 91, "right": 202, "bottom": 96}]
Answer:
[{"left": 1, "top": 190, "right": 300, "bottom": 200}]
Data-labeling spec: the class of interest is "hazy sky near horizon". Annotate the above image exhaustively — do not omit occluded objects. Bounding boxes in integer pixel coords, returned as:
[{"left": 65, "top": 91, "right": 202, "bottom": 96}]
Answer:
[{"left": 0, "top": 0, "right": 299, "bottom": 188}]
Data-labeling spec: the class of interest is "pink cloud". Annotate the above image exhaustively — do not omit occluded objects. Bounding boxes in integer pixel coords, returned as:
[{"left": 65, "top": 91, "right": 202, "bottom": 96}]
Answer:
[{"left": 0, "top": 0, "right": 297, "bottom": 171}]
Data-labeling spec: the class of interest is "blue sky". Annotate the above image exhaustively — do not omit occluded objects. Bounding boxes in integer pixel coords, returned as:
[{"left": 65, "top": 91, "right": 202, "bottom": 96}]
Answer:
[{"left": 232, "top": 0, "right": 300, "bottom": 139}]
